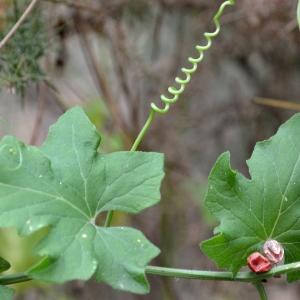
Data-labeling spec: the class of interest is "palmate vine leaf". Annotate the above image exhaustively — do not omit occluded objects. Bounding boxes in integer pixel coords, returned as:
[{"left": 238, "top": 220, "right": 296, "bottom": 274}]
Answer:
[
  {"left": 0, "top": 107, "right": 164, "bottom": 294},
  {"left": 0, "top": 286, "right": 14, "bottom": 300},
  {"left": 201, "top": 113, "right": 300, "bottom": 281}
]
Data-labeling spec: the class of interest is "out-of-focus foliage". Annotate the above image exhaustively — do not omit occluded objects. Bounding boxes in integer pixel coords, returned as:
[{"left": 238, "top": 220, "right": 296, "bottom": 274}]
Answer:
[
  {"left": 0, "top": 1, "right": 47, "bottom": 96},
  {"left": 84, "top": 100, "right": 124, "bottom": 152},
  {"left": 298, "top": 0, "right": 300, "bottom": 29},
  {"left": 0, "top": 228, "right": 46, "bottom": 277}
]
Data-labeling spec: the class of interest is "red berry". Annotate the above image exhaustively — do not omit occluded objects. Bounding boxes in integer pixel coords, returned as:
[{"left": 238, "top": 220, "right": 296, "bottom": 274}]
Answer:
[{"left": 247, "top": 252, "right": 272, "bottom": 273}]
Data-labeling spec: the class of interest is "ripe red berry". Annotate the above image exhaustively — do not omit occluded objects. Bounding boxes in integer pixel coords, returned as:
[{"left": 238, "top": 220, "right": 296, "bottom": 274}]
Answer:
[
  {"left": 247, "top": 252, "right": 272, "bottom": 273},
  {"left": 263, "top": 240, "right": 284, "bottom": 264}
]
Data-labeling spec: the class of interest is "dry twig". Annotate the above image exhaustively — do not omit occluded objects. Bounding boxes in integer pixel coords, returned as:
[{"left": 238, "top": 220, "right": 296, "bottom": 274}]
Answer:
[
  {"left": 0, "top": 0, "right": 39, "bottom": 50},
  {"left": 255, "top": 97, "right": 300, "bottom": 112}
]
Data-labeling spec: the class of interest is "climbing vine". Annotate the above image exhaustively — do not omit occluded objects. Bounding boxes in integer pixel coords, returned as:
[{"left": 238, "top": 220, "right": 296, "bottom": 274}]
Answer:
[{"left": 0, "top": 1, "right": 299, "bottom": 300}]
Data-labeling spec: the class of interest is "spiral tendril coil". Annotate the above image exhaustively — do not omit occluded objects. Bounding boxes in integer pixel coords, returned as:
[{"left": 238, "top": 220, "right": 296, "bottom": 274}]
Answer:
[
  {"left": 150, "top": 0, "right": 235, "bottom": 114},
  {"left": 106, "top": 0, "right": 235, "bottom": 226}
]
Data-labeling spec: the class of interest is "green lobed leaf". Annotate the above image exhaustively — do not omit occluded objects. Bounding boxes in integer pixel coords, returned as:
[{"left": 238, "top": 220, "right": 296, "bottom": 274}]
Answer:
[
  {"left": 0, "top": 107, "right": 164, "bottom": 294},
  {"left": 201, "top": 113, "right": 300, "bottom": 281}
]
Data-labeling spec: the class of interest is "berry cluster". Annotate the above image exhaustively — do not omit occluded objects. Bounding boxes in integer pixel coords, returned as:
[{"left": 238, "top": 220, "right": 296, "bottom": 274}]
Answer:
[{"left": 247, "top": 240, "right": 284, "bottom": 273}]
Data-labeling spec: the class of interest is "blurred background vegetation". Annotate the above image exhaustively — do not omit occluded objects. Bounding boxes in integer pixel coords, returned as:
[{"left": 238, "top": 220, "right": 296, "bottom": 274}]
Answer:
[{"left": 0, "top": 0, "right": 300, "bottom": 299}]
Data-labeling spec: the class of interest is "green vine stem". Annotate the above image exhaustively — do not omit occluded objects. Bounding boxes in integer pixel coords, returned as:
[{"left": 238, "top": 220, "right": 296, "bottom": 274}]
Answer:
[
  {"left": 145, "top": 262, "right": 300, "bottom": 282},
  {"left": 105, "top": 0, "right": 235, "bottom": 227},
  {"left": 2, "top": 261, "right": 300, "bottom": 287}
]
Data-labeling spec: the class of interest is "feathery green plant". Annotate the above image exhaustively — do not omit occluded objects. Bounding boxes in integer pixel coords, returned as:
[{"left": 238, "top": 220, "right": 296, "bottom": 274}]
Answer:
[{"left": 0, "top": 1, "right": 46, "bottom": 96}]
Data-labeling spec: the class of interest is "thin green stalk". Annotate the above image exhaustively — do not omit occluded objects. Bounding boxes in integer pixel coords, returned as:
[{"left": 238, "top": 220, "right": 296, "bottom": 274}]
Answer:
[
  {"left": 145, "top": 261, "right": 300, "bottom": 282},
  {"left": 2, "top": 261, "right": 300, "bottom": 286},
  {"left": 130, "top": 110, "right": 155, "bottom": 152},
  {"left": 254, "top": 282, "right": 268, "bottom": 300}
]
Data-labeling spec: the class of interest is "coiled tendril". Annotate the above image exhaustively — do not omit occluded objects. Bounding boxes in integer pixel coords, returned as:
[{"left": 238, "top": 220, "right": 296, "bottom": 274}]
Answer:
[
  {"left": 129, "top": 0, "right": 235, "bottom": 152},
  {"left": 105, "top": 0, "right": 235, "bottom": 227},
  {"left": 151, "top": 0, "right": 235, "bottom": 114}
]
